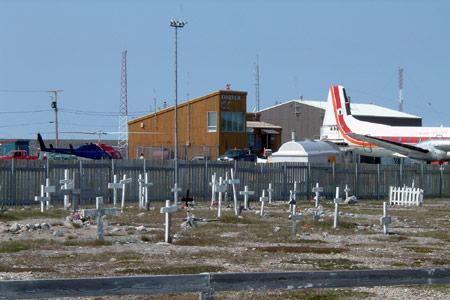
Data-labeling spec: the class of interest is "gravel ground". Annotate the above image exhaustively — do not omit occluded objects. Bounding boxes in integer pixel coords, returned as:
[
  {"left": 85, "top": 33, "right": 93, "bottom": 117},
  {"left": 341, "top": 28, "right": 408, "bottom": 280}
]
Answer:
[{"left": 0, "top": 200, "right": 449, "bottom": 299}]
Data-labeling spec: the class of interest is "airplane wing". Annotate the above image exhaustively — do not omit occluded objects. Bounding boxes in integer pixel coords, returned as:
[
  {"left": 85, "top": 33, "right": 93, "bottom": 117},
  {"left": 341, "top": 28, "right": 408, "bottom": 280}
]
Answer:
[{"left": 348, "top": 133, "right": 429, "bottom": 157}]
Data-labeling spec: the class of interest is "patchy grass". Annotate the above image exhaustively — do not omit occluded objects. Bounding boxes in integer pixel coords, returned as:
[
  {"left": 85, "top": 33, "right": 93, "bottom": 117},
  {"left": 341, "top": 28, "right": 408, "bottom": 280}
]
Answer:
[
  {"left": 114, "top": 265, "right": 225, "bottom": 276},
  {"left": 63, "top": 239, "right": 112, "bottom": 247},
  {"left": 0, "top": 208, "right": 69, "bottom": 221},
  {"left": 251, "top": 246, "right": 347, "bottom": 254},
  {"left": 296, "top": 258, "right": 365, "bottom": 270},
  {"left": 403, "top": 246, "right": 435, "bottom": 253},
  {"left": 0, "top": 239, "right": 60, "bottom": 253}
]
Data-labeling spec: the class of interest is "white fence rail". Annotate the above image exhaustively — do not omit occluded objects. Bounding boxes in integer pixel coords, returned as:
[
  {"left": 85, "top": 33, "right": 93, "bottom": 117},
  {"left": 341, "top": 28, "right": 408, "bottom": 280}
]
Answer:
[{"left": 389, "top": 186, "right": 424, "bottom": 206}]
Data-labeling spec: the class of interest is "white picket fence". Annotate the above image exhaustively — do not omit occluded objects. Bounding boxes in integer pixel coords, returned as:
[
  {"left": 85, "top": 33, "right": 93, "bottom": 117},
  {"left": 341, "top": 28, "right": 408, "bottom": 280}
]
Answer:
[{"left": 389, "top": 186, "right": 423, "bottom": 206}]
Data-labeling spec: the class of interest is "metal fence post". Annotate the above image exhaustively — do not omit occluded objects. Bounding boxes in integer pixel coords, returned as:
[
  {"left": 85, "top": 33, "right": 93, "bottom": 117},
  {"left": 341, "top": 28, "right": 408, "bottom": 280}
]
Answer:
[
  {"left": 440, "top": 165, "right": 444, "bottom": 198},
  {"left": 283, "top": 163, "right": 287, "bottom": 200},
  {"left": 354, "top": 163, "right": 358, "bottom": 199},
  {"left": 399, "top": 163, "right": 403, "bottom": 187},
  {"left": 307, "top": 162, "right": 311, "bottom": 200},
  {"left": 10, "top": 159, "right": 14, "bottom": 207},
  {"left": 332, "top": 163, "right": 335, "bottom": 198},
  {"left": 377, "top": 163, "right": 380, "bottom": 201}
]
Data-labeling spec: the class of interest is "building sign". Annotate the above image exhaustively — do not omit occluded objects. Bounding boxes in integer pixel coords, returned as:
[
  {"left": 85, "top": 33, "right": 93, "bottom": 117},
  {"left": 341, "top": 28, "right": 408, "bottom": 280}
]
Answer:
[{"left": 221, "top": 94, "right": 241, "bottom": 110}]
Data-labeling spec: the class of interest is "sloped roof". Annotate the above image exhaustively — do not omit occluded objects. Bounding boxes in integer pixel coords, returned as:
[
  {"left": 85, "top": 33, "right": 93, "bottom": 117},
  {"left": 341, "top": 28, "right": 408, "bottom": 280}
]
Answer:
[
  {"left": 261, "top": 100, "right": 421, "bottom": 119},
  {"left": 246, "top": 121, "right": 282, "bottom": 129}
]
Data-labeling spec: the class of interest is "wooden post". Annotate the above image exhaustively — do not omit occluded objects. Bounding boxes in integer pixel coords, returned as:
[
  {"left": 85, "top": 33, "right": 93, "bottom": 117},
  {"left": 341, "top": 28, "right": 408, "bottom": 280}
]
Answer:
[
  {"left": 239, "top": 186, "right": 254, "bottom": 210},
  {"left": 142, "top": 173, "right": 153, "bottom": 209},
  {"left": 344, "top": 184, "right": 351, "bottom": 201},
  {"left": 229, "top": 169, "right": 240, "bottom": 216},
  {"left": 82, "top": 197, "right": 116, "bottom": 240},
  {"left": 160, "top": 200, "right": 180, "bottom": 243},
  {"left": 380, "top": 201, "right": 392, "bottom": 235},
  {"left": 44, "top": 178, "right": 55, "bottom": 210},
  {"left": 209, "top": 173, "right": 217, "bottom": 207},
  {"left": 259, "top": 190, "right": 268, "bottom": 216}
]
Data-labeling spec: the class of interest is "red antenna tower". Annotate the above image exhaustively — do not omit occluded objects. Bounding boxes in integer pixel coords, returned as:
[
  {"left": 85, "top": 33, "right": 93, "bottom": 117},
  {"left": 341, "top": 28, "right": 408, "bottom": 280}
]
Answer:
[
  {"left": 118, "top": 50, "right": 128, "bottom": 157},
  {"left": 398, "top": 68, "right": 404, "bottom": 112}
]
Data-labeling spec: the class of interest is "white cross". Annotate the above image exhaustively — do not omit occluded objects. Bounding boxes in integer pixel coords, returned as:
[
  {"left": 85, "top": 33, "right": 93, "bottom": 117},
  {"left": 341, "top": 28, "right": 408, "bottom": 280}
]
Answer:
[
  {"left": 138, "top": 173, "right": 153, "bottom": 210},
  {"left": 209, "top": 173, "right": 217, "bottom": 207},
  {"left": 216, "top": 177, "right": 227, "bottom": 218},
  {"left": 267, "top": 183, "right": 274, "bottom": 204},
  {"left": 108, "top": 174, "right": 121, "bottom": 208},
  {"left": 229, "top": 168, "right": 240, "bottom": 216},
  {"left": 239, "top": 186, "right": 254, "bottom": 210},
  {"left": 160, "top": 200, "right": 180, "bottom": 243},
  {"left": 312, "top": 182, "right": 324, "bottom": 208},
  {"left": 333, "top": 186, "right": 342, "bottom": 228},
  {"left": 35, "top": 185, "right": 50, "bottom": 213},
  {"left": 82, "top": 197, "right": 116, "bottom": 240},
  {"left": 118, "top": 174, "right": 133, "bottom": 213},
  {"left": 380, "top": 201, "right": 392, "bottom": 235},
  {"left": 224, "top": 172, "right": 229, "bottom": 204},
  {"left": 289, "top": 205, "right": 302, "bottom": 235},
  {"left": 59, "top": 169, "right": 73, "bottom": 209},
  {"left": 171, "top": 183, "right": 182, "bottom": 206},
  {"left": 259, "top": 190, "right": 269, "bottom": 216},
  {"left": 344, "top": 184, "right": 351, "bottom": 200}
]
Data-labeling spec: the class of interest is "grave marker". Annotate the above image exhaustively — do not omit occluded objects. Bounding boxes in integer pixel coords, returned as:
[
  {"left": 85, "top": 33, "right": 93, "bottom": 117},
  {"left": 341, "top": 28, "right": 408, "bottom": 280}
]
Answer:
[
  {"left": 289, "top": 205, "right": 302, "bottom": 235},
  {"left": 259, "top": 190, "right": 268, "bottom": 216},
  {"left": 138, "top": 173, "right": 153, "bottom": 210},
  {"left": 160, "top": 200, "right": 180, "bottom": 243},
  {"left": 229, "top": 169, "right": 240, "bottom": 216},
  {"left": 82, "top": 197, "right": 116, "bottom": 240},
  {"left": 239, "top": 186, "right": 254, "bottom": 210},
  {"left": 181, "top": 189, "right": 193, "bottom": 207},
  {"left": 35, "top": 182, "right": 52, "bottom": 213},
  {"left": 267, "top": 183, "right": 274, "bottom": 204},
  {"left": 119, "top": 175, "right": 132, "bottom": 213},
  {"left": 312, "top": 183, "right": 323, "bottom": 208},
  {"left": 107, "top": 175, "right": 121, "bottom": 208},
  {"left": 59, "top": 169, "right": 73, "bottom": 209},
  {"left": 216, "top": 177, "right": 227, "bottom": 218},
  {"left": 60, "top": 172, "right": 93, "bottom": 211},
  {"left": 380, "top": 201, "right": 392, "bottom": 235},
  {"left": 171, "top": 183, "right": 182, "bottom": 206},
  {"left": 209, "top": 173, "right": 217, "bottom": 207},
  {"left": 333, "top": 186, "right": 342, "bottom": 228}
]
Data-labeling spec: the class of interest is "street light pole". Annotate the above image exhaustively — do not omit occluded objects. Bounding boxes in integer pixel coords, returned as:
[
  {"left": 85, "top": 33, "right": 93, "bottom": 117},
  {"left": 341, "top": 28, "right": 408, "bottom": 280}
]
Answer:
[
  {"left": 47, "top": 90, "right": 63, "bottom": 147},
  {"left": 170, "top": 19, "right": 187, "bottom": 184}
]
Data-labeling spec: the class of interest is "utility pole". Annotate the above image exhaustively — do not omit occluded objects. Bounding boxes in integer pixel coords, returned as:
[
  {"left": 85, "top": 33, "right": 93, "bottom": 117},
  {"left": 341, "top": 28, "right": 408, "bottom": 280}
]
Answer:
[
  {"left": 398, "top": 68, "right": 404, "bottom": 112},
  {"left": 170, "top": 19, "right": 187, "bottom": 184},
  {"left": 47, "top": 90, "right": 63, "bottom": 147}
]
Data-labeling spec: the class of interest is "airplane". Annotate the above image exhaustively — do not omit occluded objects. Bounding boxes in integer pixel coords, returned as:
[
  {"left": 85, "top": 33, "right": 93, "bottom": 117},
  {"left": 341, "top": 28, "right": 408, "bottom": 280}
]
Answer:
[
  {"left": 37, "top": 133, "right": 114, "bottom": 160},
  {"left": 322, "top": 85, "right": 450, "bottom": 163}
]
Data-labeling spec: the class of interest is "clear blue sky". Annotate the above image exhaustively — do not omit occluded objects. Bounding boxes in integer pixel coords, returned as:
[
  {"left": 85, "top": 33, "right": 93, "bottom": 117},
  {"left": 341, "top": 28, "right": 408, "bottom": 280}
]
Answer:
[{"left": 1, "top": 0, "right": 449, "bottom": 140}]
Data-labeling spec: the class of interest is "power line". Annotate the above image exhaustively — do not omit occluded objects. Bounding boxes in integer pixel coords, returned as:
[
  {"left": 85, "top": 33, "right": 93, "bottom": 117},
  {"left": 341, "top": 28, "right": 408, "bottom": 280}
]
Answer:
[{"left": 0, "top": 110, "right": 51, "bottom": 114}]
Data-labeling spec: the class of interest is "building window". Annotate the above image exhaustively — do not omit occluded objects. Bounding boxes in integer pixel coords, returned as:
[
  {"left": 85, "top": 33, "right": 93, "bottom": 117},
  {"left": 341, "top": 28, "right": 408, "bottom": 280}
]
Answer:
[
  {"left": 207, "top": 112, "right": 217, "bottom": 132},
  {"left": 221, "top": 112, "right": 245, "bottom": 132}
]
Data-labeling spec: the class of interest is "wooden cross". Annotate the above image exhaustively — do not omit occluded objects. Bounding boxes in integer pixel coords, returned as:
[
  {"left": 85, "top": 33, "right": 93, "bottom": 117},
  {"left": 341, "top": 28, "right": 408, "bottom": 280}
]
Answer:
[
  {"left": 380, "top": 201, "right": 392, "bottom": 235},
  {"left": 160, "top": 200, "right": 180, "bottom": 243},
  {"left": 333, "top": 186, "right": 342, "bottom": 228},
  {"left": 181, "top": 189, "right": 194, "bottom": 207},
  {"left": 229, "top": 168, "right": 240, "bottom": 216},
  {"left": 239, "top": 186, "right": 254, "bottom": 210},
  {"left": 259, "top": 190, "right": 269, "bottom": 216},
  {"left": 107, "top": 174, "right": 121, "bottom": 208},
  {"left": 267, "top": 183, "right": 274, "bottom": 204},
  {"left": 138, "top": 173, "right": 153, "bottom": 210},
  {"left": 59, "top": 169, "right": 73, "bottom": 209},
  {"left": 82, "top": 197, "right": 116, "bottom": 240},
  {"left": 119, "top": 175, "right": 132, "bottom": 213},
  {"left": 312, "top": 182, "right": 324, "bottom": 208},
  {"left": 35, "top": 179, "right": 55, "bottom": 213},
  {"left": 171, "top": 183, "right": 182, "bottom": 206},
  {"left": 290, "top": 181, "right": 301, "bottom": 202},
  {"left": 289, "top": 205, "right": 302, "bottom": 235},
  {"left": 215, "top": 177, "right": 227, "bottom": 218}
]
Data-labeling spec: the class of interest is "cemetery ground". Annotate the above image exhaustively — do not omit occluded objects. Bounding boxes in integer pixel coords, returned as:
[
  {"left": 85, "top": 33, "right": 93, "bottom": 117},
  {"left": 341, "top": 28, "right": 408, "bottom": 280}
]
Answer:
[{"left": 0, "top": 198, "right": 449, "bottom": 300}]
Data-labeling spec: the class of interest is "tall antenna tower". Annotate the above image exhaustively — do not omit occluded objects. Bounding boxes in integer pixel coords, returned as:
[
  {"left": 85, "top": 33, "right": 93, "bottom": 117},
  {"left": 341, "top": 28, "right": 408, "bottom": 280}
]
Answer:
[
  {"left": 118, "top": 50, "right": 128, "bottom": 158},
  {"left": 398, "top": 68, "right": 404, "bottom": 112},
  {"left": 254, "top": 55, "right": 260, "bottom": 112}
]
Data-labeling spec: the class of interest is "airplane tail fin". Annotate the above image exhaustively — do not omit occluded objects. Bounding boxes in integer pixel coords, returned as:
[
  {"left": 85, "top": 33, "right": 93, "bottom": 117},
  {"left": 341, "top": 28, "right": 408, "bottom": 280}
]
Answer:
[{"left": 37, "top": 133, "right": 47, "bottom": 151}]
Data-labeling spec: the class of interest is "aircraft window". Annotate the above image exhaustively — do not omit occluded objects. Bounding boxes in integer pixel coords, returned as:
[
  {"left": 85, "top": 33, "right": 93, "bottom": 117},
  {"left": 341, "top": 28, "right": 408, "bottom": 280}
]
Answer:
[
  {"left": 407, "top": 137, "right": 411, "bottom": 143},
  {"left": 418, "top": 138, "right": 421, "bottom": 142},
  {"left": 388, "top": 137, "right": 391, "bottom": 141},
  {"left": 398, "top": 137, "right": 401, "bottom": 142}
]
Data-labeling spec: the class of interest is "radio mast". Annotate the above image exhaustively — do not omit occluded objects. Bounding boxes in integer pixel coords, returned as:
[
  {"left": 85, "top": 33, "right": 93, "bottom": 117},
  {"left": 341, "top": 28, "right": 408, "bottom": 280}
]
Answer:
[
  {"left": 118, "top": 50, "right": 128, "bottom": 158},
  {"left": 398, "top": 68, "right": 404, "bottom": 112}
]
